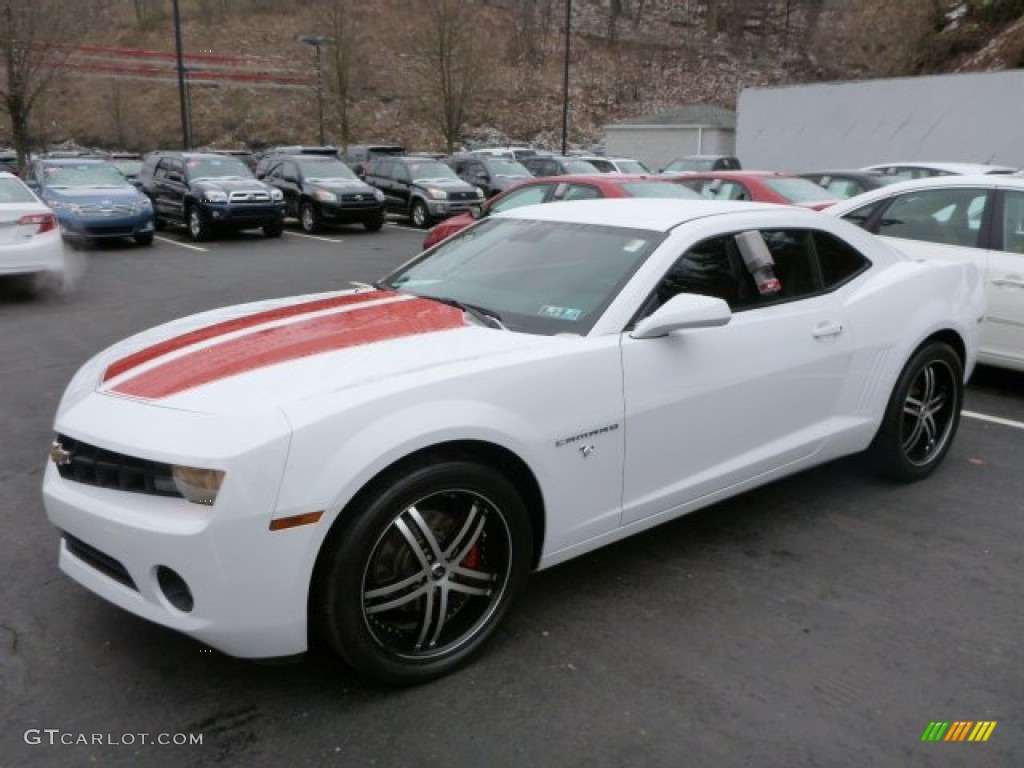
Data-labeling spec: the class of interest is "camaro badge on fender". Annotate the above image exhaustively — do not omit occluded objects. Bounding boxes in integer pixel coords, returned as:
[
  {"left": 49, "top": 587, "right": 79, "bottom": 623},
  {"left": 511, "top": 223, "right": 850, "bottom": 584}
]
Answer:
[
  {"left": 49, "top": 440, "right": 71, "bottom": 466},
  {"left": 555, "top": 423, "right": 620, "bottom": 448}
]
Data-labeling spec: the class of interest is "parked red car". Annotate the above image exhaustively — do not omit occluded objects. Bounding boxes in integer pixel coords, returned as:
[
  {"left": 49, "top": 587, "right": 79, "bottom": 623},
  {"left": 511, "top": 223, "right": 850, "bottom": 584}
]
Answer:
[
  {"left": 666, "top": 171, "right": 840, "bottom": 210},
  {"left": 422, "top": 173, "right": 700, "bottom": 249}
]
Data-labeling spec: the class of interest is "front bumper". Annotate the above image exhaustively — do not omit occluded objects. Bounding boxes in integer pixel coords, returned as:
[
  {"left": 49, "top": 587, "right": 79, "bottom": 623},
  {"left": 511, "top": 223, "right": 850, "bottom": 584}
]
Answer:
[
  {"left": 42, "top": 396, "right": 317, "bottom": 658},
  {"left": 425, "top": 198, "right": 480, "bottom": 220},
  {"left": 198, "top": 202, "right": 285, "bottom": 229},
  {"left": 58, "top": 211, "right": 154, "bottom": 241},
  {"left": 319, "top": 199, "right": 385, "bottom": 224}
]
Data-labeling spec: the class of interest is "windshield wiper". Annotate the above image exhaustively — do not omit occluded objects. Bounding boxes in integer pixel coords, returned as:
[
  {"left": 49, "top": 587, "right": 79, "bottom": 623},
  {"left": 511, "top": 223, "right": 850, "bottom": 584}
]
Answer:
[{"left": 427, "top": 296, "right": 505, "bottom": 330}]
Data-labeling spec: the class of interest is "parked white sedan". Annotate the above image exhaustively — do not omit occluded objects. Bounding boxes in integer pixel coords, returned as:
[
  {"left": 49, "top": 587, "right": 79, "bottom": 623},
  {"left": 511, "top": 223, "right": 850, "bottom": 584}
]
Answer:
[
  {"left": 43, "top": 199, "right": 984, "bottom": 685},
  {"left": 827, "top": 174, "right": 1024, "bottom": 371},
  {"left": 0, "top": 171, "right": 68, "bottom": 296}
]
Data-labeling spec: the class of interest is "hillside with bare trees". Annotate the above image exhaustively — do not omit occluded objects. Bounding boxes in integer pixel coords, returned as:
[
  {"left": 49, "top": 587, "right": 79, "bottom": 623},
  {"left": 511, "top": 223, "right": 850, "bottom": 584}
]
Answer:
[{"left": 2, "top": 0, "right": 1022, "bottom": 156}]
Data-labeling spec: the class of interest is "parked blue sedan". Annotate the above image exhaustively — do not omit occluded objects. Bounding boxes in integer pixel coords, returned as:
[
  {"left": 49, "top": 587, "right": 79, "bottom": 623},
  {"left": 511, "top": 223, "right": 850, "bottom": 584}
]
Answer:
[{"left": 28, "top": 157, "right": 155, "bottom": 246}]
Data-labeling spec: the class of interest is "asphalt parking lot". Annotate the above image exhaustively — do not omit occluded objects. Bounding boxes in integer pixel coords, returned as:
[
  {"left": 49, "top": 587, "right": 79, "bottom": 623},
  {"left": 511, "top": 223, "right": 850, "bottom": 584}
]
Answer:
[{"left": 1, "top": 220, "right": 1021, "bottom": 767}]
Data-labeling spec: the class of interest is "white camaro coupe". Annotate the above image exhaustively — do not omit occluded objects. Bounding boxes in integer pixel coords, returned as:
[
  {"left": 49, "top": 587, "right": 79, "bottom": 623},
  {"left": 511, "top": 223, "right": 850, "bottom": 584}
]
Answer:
[{"left": 44, "top": 199, "right": 985, "bottom": 685}]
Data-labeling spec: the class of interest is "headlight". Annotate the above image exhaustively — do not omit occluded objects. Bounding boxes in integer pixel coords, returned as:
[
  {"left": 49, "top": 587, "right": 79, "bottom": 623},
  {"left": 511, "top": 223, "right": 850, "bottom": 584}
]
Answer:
[
  {"left": 269, "top": 188, "right": 284, "bottom": 201},
  {"left": 475, "top": 188, "right": 485, "bottom": 199},
  {"left": 171, "top": 465, "right": 226, "bottom": 506},
  {"left": 45, "top": 198, "right": 64, "bottom": 209},
  {"left": 134, "top": 198, "right": 153, "bottom": 212},
  {"left": 313, "top": 189, "right": 337, "bottom": 203},
  {"left": 373, "top": 188, "right": 385, "bottom": 202},
  {"left": 68, "top": 203, "right": 84, "bottom": 215},
  {"left": 425, "top": 187, "right": 448, "bottom": 200},
  {"left": 203, "top": 189, "right": 228, "bottom": 203}
]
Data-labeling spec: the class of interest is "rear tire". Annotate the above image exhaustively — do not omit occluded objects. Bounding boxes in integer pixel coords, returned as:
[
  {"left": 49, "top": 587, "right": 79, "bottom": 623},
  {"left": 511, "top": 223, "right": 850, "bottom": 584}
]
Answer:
[
  {"left": 315, "top": 459, "right": 532, "bottom": 686},
  {"left": 866, "top": 341, "right": 963, "bottom": 481}
]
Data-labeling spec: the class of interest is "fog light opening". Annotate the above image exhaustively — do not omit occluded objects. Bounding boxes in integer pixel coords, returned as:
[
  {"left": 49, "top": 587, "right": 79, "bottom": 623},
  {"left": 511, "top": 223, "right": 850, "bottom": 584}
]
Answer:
[{"left": 156, "top": 566, "right": 194, "bottom": 612}]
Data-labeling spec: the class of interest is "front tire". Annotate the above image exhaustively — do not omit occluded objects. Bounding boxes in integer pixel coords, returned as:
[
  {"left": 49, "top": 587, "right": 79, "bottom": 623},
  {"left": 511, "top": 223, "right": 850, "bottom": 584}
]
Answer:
[
  {"left": 300, "top": 201, "right": 320, "bottom": 233},
  {"left": 866, "top": 341, "right": 963, "bottom": 481},
  {"left": 410, "top": 200, "right": 431, "bottom": 229},
  {"left": 316, "top": 459, "right": 532, "bottom": 686},
  {"left": 134, "top": 232, "right": 154, "bottom": 246},
  {"left": 187, "top": 205, "right": 210, "bottom": 242},
  {"left": 263, "top": 219, "right": 284, "bottom": 238}
]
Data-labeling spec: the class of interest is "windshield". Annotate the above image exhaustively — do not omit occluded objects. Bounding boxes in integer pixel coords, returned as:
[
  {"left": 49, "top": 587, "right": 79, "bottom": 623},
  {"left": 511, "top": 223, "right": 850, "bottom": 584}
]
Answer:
[
  {"left": 0, "top": 177, "right": 37, "bottom": 203},
  {"left": 409, "top": 161, "right": 460, "bottom": 182},
  {"left": 619, "top": 181, "right": 702, "bottom": 199},
  {"left": 298, "top": 158, "right": 358, "bottom": 181},
  {"left": 762, "top": 177, "right": 840, "bottom": 203},
  {"left": 379, "top": 217, "right": 664, "bottom": 335},
  {"left": 484, "top": 158, "right": 530, "bottom": 177},
  {"left": 615, "top": 160, "right": 651, "bottom": 174},
  {"left": 111, "top": 160, "right": 143, "bottom": 177},
  {"left": 185, "top": 157, "right": 253, "bottom": 180},
  {"left": 563, "top": 159, "right": 600, "bottom": 174},
  {"left": 42, "top": 163, "right": 131, "bottom": 188},
  {"left": 664, "top": 158, "right": 713, "bottom": 173}
]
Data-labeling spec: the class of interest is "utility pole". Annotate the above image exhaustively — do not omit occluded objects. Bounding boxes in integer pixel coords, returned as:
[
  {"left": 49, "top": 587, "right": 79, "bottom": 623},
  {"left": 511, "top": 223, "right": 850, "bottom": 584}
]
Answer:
[{"left": 172, "top": 0, "right": 191, "bottom": 149}]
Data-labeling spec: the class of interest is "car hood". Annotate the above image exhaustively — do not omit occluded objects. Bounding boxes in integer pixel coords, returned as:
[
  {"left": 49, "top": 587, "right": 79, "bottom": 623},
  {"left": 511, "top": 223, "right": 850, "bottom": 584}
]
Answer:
[
  {"left": 44, "top": 186, "right": 141, "bottom": 202},
  {"left": 191, "top": 178, "right": 271, "bottom": 192},
  {"left": 67, "top": 289, "right": 561, "bottom": 417},
  {"left": 311, "top": 179, "right": 377, "bottom": 194},
  {"left": 413, "top": 178, "right": 476, "bottom": 192}
]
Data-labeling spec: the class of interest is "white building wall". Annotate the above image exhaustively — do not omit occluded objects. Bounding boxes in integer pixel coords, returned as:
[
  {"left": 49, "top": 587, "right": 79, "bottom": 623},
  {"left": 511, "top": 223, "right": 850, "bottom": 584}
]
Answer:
[
  {"left": 604, "top": 126, "right": 735, "bottom": 172},
  {"left": 737, "top": 70, "right": 1024, "bottom": 171}
]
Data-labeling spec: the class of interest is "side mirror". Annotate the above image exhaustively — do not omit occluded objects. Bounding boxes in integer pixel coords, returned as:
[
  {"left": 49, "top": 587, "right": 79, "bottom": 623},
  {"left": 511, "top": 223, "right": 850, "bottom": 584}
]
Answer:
[{"left": 631, "top": 294, "right": 732, "bottom": 339}]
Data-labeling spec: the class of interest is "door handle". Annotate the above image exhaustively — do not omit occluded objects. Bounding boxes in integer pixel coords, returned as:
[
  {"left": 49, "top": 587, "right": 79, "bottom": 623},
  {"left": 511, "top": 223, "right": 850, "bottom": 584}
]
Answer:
[{"left": 812, "top": 320, "right": 843, "bottom": 338}]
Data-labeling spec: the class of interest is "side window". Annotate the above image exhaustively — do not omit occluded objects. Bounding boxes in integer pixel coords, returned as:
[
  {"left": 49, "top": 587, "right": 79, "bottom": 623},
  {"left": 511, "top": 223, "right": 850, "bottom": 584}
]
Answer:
[
  {"left": 825, "top": 179, "right": 860, "bottom": 198},
  {"left": 701, "top": 180, "right": 748, "bottom": 201},
  {"left": 393, "top": 164, "right": 411, "bottom": 183},
  {"left": 813, "top": 231, "right": 870, "bottom": 287},
  {"left": 655, "top": 229, "right": 824, "bottom": 312},
  {"left": 1001, "top": 190, "right": 1024, "bottom": 255},
  {"left": 562, "top": 184, "right": 602, "bottom": 201},
  {"left": 490, "top": 184, "right": 550, "bottom": 213},
  {"left": 841, "top": 199, "right": 886, "bottom": 230},
  {"left": 877, "top": 188, "right": 988, "bottom": 247}
]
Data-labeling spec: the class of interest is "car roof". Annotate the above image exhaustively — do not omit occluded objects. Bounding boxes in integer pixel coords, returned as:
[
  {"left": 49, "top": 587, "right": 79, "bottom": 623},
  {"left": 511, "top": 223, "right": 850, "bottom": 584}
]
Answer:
[
  {"left": 863, "top": 161, "right": 1018, "bottom": 174},
  {"left": 37, "top": 157, "right": 109, "bottom": 165},
  {"left": 491, "top": 197, "right": 816, "bottom": 232},
  {"left": 665, "top": 170, "right": 787, "bottom": 180}
]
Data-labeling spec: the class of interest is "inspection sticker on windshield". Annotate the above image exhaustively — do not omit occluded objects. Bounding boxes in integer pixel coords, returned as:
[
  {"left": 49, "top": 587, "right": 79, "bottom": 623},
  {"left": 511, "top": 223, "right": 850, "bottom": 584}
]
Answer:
[{"left": 539, "top": 305, "right": 582, "bottom": 321}]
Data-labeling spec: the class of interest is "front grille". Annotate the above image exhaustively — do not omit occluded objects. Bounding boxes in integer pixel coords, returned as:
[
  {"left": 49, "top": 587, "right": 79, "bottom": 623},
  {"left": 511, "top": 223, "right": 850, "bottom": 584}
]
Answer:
[
  {"left": 228, "top": 190, "right": 271, "bottom": 203},
  {"left": 79, "top": 204, "right": 135, "bottom": 216},
  {"left": 449, "top": 191, "right": 480, "bottom": 201},
  {"left": 83, "top": 225, "right": 135, "bottom": 236},
  {"left": 53, "top": 434, "right": 182, "bottom": 499},
  {"left": 340, "top": 193, "right": 380, "bottom": 205},
  {"left": 64, "top": 533, "right": 138, "bottom": 590}
]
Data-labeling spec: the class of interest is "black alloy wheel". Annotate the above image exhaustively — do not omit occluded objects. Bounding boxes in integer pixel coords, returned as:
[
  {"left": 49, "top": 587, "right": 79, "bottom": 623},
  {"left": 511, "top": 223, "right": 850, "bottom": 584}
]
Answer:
[
  {"left": 867, "top": 341, "right": 963, "bottom": 481},
  {"left": 316, "top": 459, "right": 532, "bottom": 686}
]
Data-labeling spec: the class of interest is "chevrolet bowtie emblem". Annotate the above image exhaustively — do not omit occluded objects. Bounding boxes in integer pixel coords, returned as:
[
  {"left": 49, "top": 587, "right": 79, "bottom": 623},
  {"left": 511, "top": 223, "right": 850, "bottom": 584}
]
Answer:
[{"left": 49, "top": 440, "right": 71, "bottom": 466}]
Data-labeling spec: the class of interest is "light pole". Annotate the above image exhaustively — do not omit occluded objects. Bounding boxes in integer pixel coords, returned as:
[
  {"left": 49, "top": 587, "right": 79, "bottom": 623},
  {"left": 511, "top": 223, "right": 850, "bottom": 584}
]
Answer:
[
  {"left": 298, "top": 34, "right": 335, "bottom": 146},
  {"left": 561, "top": 0, "right": 572, "bottom": 155}
]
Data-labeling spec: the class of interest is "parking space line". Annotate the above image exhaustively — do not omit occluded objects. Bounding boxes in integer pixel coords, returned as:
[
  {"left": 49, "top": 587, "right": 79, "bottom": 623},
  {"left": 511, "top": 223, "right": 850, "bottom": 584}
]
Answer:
[
  {"left": 283, "top": 231, "right": 344, "bottom": 244},
  {"left": 963, "top": 410, "right": 1024, "bottom": 430},
  {"left": 154, "top": 236, "right": 207, "bottom": 252}
]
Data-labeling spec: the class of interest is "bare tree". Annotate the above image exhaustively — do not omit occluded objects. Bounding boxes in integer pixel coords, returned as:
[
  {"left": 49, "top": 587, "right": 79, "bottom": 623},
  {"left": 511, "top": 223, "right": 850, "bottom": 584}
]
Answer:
[
  {"left": 406, "top": 0, "right": 488, "bottom": 152},
  {"left": 0, "top": 1, "right": 84, "bottom": 170},
  {"left": 321, "top": 0, "right": 360, "bottom": 151}
]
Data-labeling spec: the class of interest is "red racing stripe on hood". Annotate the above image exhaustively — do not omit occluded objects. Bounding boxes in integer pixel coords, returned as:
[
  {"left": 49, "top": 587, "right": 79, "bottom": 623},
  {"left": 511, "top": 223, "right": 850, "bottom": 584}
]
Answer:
[
  {"left": 103, "top": 290, "right": 396, "bottom": 382},
  {"left": 110, "top": 297, "right": 468, "bottom": 399}
]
